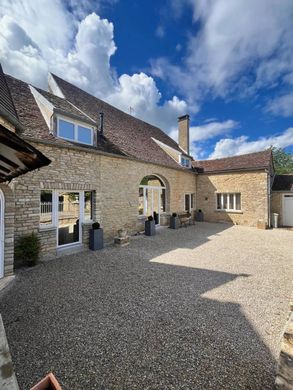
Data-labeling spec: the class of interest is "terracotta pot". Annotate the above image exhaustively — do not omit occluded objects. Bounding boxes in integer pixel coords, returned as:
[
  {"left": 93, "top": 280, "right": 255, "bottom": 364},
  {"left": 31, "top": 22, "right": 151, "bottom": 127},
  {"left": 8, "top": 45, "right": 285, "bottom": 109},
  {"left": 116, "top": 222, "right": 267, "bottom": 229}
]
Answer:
[{"left": 30, "top": 373, "right": 62, "bottom": 390}]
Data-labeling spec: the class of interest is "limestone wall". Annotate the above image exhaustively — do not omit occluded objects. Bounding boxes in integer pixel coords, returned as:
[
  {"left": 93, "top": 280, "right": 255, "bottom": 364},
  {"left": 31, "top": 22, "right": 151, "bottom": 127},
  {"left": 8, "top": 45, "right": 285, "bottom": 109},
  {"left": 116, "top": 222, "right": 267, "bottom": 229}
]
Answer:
[
  {"left": 12, "top": 141, "right": 196, "bottom": 257},
  {"left": 271, "top": 193, "right": 283, "bottom": 226},
  {"left": 0, "top": 184, "right": 14, "bottom": 276},
  {"left": 196, "top": 171, "right": 269, "bottom": 227}
]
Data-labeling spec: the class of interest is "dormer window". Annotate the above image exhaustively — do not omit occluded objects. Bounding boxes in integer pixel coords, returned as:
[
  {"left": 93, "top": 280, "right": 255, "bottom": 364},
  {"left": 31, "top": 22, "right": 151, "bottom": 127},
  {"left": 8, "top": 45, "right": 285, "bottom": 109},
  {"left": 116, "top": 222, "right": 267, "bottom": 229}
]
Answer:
[
  {"left": 57, "top": 116, "right": 93, "bottom": 146},
  {"left": 181, "top": 156, "right": 191, "bottom": 168}
]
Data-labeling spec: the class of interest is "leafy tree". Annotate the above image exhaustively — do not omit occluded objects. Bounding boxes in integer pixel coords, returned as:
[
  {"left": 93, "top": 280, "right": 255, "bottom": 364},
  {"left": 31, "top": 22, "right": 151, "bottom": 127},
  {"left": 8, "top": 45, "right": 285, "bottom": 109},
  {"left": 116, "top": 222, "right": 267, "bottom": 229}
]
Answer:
[{"left": 272, "top": 147, "right": 293, "bottom": 174}]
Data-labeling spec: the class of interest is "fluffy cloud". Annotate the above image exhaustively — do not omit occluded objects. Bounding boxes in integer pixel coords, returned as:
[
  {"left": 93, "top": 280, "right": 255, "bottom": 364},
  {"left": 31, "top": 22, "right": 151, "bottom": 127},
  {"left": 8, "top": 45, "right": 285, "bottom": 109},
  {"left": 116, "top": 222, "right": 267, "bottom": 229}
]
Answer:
[
  {"left": 153, "top": 0, "right": 293, "bottom": 101},
  {"left": 0, "top": 0, "right": 188, "bottom": 134},
  {"left": 266, "top": 94, "right": 293, "bottom": 117},
  {"left": 209, "top": 128, "right": 293, "bottom": 159}
]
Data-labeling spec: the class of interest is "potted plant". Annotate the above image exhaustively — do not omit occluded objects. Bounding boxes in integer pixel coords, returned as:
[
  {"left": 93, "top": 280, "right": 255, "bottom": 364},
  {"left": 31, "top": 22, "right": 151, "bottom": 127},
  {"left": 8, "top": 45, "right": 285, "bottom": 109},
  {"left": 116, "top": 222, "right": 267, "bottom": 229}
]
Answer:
[
  {"left": 145, "top": 215, "right": 156, "bottom": 236},
  {"left": 170, "top": 212, "right": 179, "bottom": 229},
  {"left": 89, "top": 222, "right": 104, "bottom": 250},
  {"left": 195, "top": 209, "right": 204, "bottom": 222}
]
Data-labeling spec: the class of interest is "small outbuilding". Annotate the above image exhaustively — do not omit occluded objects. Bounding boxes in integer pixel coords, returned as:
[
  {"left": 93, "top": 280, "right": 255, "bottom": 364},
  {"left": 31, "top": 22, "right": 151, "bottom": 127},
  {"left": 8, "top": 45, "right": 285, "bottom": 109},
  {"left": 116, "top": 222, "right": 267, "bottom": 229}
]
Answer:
[{"left": 271, "top": 175, "right": 293, "bottom": 227}]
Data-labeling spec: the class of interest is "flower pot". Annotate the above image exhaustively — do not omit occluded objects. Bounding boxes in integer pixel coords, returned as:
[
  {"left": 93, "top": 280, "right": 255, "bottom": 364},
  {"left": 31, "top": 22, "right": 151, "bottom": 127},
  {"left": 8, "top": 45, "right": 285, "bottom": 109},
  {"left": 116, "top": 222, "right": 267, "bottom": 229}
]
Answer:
[
  {"left": 195, "top": 211, "right": 204, "bottom": 222},
  {"left": 118, "top": 229, "right": 127, "bottom": 238},
  {"left": 31, "top": 373, "right": 62, "bottom": 390},
  {"left": 89, "top": 228, "right": 104, "bottom": 250},
  {"left": 170, "top": 216, "right": 179, "bottom": 229},
  {"left": 145, "top": 220, "right": 156, "bottom": 236}
]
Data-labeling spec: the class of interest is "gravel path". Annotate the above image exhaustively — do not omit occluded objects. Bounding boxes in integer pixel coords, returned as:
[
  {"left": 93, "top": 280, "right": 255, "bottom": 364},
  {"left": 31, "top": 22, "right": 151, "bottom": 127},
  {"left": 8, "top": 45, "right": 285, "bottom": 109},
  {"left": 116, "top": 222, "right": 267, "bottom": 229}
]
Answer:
[{"left": 0, "top": 223, "right": 292, "bottom": 389}]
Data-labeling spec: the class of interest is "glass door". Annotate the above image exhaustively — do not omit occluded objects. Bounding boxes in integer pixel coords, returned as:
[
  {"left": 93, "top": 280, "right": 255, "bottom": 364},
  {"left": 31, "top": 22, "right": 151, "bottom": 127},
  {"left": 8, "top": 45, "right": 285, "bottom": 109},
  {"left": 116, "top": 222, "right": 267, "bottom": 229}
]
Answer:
[{"left": 58, "top": 192, "right": 80, "bottom": 247}]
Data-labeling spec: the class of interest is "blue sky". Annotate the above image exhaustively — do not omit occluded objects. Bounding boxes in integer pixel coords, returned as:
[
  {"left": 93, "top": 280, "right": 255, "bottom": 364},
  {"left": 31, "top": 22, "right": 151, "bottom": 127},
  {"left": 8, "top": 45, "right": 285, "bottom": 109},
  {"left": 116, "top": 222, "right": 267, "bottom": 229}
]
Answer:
[{"left": 1, "top": 0, "right": 292, "bottom": 159}]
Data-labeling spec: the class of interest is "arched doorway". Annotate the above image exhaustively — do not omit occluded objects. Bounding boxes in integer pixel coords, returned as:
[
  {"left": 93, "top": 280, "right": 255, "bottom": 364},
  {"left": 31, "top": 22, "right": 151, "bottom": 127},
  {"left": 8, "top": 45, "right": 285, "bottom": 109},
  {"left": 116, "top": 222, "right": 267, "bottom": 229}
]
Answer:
[
  {"left": 138, "top": 175, "right": 166, "bottom": 225},
  {"left": 0, "top": 190, "right": 4, "bottom": 278}
]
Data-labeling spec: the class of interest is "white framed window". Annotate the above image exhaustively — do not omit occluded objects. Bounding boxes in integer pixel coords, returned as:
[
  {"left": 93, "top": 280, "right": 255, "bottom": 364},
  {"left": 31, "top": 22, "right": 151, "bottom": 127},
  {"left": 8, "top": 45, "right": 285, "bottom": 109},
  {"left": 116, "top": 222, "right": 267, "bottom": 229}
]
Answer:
[
  {"left": 181, "top": 156, "right": 191, "bottom": 168},
  {"left": 57, "top": 116, "right": 94, "bottom": 146},
  {"left": 40, "top": 190, "right": 95, "bottom": 228},
  {"left": 216, "top": 193, "right": 241, "bottom": 212},
  {"left": 184, "top": 193, "right": 195, "bottom": 212}
]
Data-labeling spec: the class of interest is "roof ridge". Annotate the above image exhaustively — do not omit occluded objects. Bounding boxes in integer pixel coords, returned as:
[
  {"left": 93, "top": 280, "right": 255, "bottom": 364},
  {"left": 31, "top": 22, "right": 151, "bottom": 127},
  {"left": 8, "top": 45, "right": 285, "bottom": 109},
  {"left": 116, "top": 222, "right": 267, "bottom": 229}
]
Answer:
[{"left": 194, "top": 149, "right": 271, "bottom": 163}]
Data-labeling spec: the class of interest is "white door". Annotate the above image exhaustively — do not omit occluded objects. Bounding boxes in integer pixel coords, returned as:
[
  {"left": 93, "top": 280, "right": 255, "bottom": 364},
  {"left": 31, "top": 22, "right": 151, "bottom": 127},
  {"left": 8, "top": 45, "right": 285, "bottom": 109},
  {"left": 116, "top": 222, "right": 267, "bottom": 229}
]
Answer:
[
  {"left": 283, "top": 194, "right": 293, "bottom": 226},
  {"left": 0, "top": 190, "right": 4, "bottom": 278}
]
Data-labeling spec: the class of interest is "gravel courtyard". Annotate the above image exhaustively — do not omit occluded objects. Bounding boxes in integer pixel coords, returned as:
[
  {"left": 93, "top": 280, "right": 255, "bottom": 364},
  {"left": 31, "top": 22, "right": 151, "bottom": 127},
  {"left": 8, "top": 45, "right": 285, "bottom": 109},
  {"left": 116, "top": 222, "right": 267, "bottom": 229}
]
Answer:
[{"left": 0, "top": 223, "right": 292, "bottom": 389}]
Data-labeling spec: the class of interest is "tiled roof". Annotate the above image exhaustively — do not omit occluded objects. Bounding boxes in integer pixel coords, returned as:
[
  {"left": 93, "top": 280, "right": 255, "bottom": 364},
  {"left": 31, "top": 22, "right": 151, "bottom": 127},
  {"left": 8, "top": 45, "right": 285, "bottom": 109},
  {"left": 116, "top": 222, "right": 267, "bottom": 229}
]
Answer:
[
  {"left": 51, "top": 74, "right": 190, "bottom": 170},
  {"left": 0, "top": 65, "right": 20, "bottom": 127},
  {"left": 192, "top": 150, "right": 272, "bottom": 173},
  {"left": 272, "top": 175, "right": 293, "bottom": 191},
  {"left": 36, "top": 88, "right": 96, "bottom": 126},
  {"left": 5, "top": 75, "right": 125, "bottom": 156}
]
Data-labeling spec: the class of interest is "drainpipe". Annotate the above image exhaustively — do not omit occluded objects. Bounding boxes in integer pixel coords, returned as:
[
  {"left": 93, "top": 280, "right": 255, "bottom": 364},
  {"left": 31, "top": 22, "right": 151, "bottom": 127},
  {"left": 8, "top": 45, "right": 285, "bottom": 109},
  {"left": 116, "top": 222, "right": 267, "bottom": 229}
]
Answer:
[{"left": 99, "top": 112, "right": 104, "bottom": 137}]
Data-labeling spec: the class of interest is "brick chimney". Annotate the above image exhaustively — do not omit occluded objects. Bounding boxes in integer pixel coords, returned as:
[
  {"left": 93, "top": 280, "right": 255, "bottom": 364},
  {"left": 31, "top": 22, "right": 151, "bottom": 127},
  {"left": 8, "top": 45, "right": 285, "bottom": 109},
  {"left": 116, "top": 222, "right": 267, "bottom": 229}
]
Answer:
[{"left": 178, "top": 114, "right": 190, "bottom": 155}]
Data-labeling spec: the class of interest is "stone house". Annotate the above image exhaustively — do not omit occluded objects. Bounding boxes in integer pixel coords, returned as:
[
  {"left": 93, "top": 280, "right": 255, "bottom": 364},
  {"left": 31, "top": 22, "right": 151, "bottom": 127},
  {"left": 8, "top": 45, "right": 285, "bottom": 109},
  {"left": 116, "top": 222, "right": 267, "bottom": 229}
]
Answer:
[
  {"left": 271, "top": 175, "right": 293, "bottom": 227},
  {"left": 0, "top": 65, "right": 287, "bottom": 279}
]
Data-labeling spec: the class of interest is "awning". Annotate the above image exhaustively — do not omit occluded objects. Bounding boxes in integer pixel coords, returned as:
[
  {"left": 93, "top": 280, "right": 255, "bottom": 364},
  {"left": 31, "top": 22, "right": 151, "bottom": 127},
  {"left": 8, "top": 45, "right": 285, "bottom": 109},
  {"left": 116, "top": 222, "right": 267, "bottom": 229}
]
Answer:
[{"left": 0, "top": 124, "right": 51, "bottom": 182}]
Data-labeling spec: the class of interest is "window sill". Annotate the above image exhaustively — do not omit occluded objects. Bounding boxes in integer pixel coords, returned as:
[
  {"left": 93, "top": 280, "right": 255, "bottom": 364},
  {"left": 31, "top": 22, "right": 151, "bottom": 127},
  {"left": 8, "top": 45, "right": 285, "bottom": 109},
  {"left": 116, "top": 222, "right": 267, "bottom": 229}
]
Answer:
[
  {"left": 215, "top": 210, "right": 243, "bottom": 214},
  {"left": 39, "top": 225, "right": 56, "bottom": 232}
]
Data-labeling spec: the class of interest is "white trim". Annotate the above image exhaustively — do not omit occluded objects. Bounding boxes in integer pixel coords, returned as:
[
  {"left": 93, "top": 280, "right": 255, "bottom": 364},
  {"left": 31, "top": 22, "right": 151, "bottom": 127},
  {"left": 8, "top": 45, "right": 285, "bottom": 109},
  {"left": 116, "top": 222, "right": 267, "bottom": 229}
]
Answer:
[
  {"left": 29, "top": 85, "right": 54, "bottom": 128},
  {"left": 57, "top": 115, "right": 94, "bottom": 146},
  {"left": 216, "top": 193, "right": 242, "bottom": 212},
  {"left": 184, "top": 193, "right": 195, "bottom": 212},
  {"left": 0, "top": 190, "right": 5, "bottom": 279},
  {"left": 282, "top": 192, "right": 293, "bottom": 227},
  {"left": 48, "top": 73, "right": 65, "bottom": 98}
]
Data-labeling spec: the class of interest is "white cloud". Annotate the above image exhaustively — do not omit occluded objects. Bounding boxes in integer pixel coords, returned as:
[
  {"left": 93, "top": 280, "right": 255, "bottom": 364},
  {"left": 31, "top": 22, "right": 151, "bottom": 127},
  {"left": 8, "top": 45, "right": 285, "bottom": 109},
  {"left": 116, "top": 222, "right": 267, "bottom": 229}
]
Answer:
[
  {"left": 209, "top": 128, "right": 293, "bottom": 159},
  {"left": 155, "top": 26, "right": 165, "bottom": 38},
  {"left": 266, "top": 94, "right": 293, "bottom": 117},
  {"left": 0, "top": 0, "right": 188, "bottom": 134},
  {"left": 154, "top": 0, "right": 293, "bottom": 101}
]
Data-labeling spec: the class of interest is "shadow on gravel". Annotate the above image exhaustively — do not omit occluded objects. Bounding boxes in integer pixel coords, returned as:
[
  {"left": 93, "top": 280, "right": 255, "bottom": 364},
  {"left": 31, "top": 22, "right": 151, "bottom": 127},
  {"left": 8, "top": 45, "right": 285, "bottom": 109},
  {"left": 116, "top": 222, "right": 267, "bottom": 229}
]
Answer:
[{"left": 0, "top": 223, "right": 275, "bottom": 389}]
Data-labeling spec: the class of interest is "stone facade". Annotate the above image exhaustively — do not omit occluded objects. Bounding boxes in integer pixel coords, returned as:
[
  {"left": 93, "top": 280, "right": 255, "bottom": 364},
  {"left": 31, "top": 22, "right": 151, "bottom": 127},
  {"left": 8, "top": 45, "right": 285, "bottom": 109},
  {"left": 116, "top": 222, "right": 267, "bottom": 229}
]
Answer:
[
  {"left": 0, "top": 184, "right": 14, "bottom": 276},
  {"left": 196, "top": 171, "right": 270, "bottom": 227},
  {"left": 10, "top": 141, "right": 196, "bottom": 258}
]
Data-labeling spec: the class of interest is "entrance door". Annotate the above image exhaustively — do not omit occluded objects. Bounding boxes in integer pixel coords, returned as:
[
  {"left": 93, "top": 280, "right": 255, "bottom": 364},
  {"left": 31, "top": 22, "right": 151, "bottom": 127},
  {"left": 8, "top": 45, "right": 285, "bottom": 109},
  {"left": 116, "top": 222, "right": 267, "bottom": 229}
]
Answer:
[
  {"left": 58, "top": 192, "right": 80, "bottom": 246},
  {"left": 283, "top": 194, "right": 293, "bottom": 226},
  {"left": 0, "top": 190, "right": 4, "bottom": 278},
  {"left": 146, "top": 188, "right": 161, "bottom": 224}
]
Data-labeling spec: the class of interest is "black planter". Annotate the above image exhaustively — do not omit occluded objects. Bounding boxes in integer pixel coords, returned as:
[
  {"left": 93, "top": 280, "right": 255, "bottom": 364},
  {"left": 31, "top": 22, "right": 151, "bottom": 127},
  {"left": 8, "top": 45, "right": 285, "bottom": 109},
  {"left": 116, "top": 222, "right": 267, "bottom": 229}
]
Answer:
[
  {"left": 170, "top": 216, "right": 179, "bottom": 229},
  {"left": 89, "top": 228, "right": 104, "bottom": 250},
  {"left": 145, "top": 220, "right": 156, "bottom": 236},
  {"left": 195, "top": 211, "right": 204, "bottom": 222}
]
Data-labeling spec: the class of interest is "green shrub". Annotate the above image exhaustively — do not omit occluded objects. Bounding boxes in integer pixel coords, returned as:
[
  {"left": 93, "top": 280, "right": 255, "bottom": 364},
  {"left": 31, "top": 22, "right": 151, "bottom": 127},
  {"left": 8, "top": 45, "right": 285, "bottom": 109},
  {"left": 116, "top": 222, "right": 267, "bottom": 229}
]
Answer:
[{"left": 15, "top": 232, "right": 41, "bottom": 267}]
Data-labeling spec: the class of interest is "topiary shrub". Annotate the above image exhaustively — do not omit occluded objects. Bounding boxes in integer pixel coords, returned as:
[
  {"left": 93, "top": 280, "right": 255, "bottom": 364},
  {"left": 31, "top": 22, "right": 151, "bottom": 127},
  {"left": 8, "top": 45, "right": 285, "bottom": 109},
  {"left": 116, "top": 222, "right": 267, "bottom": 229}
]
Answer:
[
  {"left": 92, "top": 222, "right": 101, "bottom": 230},
  {"left": 172, "top": 212, "right": 177, "bottom": 217},
  {"left": 15, "top": 232, "right": 41, "bottom": 267},
  {"left": 147, "top": 215, "right": 154, "bottom": 221}
]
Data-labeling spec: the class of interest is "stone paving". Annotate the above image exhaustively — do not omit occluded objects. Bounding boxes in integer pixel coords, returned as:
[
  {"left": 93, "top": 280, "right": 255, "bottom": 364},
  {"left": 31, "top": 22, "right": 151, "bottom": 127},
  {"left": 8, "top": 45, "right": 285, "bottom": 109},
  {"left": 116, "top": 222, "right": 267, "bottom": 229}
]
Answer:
[{"left": 0, "top": 223, "right": 292, "bottom": 389}]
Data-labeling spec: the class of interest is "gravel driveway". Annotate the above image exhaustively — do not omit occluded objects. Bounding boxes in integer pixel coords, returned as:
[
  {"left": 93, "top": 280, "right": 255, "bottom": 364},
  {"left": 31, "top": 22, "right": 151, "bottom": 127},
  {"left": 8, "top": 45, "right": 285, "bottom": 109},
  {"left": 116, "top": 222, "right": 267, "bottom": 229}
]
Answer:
[{"left": 0, "top": 223, "right": 292, "bottom": 389}]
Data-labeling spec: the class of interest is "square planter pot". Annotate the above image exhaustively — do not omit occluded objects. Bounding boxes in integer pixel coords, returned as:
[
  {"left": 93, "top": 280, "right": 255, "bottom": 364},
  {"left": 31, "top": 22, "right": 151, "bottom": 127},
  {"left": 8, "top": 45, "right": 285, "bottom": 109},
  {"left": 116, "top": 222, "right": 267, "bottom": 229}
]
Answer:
[
  {"left": 145, "top": 220, "right": 156, "bottom": 236},
  {"left": 195, "top": 211, "right": 204, "bottom": 222},
  {"left": 89, "top": 228, "right": 104, "bottom": 250},
  {"left": 170, "top": 216, "right": 179, "bottom": 229}
]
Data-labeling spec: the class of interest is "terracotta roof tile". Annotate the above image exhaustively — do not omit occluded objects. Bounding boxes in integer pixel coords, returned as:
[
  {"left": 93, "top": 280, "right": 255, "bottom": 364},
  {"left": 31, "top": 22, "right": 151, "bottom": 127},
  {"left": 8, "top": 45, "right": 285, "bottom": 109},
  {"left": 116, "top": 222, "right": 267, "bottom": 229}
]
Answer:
[
  {"left": 192, "top": 150, "right": 272, "bottom": 173},
  {"left": 272, "top": 175, "right": 293, "bottom": 191},
  {"left": 51, "top": 73, "right": 189, "bottom": 170},
  {"left": 5, "top": 75, "right": 125, "bottom": 156}
]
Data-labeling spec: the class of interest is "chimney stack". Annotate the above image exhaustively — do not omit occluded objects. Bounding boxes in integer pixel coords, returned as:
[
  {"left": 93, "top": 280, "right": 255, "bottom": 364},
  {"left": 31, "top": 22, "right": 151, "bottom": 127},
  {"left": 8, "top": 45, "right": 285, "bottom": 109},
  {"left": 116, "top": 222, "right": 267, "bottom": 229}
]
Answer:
[{"left": 178, "top": 114, "right": 190, "bottom": 155}]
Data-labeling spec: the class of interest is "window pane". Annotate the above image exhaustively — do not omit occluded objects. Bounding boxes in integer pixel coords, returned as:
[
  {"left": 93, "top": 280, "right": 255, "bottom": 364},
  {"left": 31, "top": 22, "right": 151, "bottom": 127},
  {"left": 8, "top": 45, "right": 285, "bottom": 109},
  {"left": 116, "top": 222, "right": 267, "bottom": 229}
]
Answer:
[
  {"left": 161, "top": 188, "right": 166, "bottom": 212},
  {"left": 185, "top": 194, "right": 190, "bottom": 211},
  {"left": 191, "top": 193, "right": 195, "bottom": 209},
  {"left": 138, "top": 187, "right": 144, "bottom": 215},
  {"left": 217, "top": 194, "right": 221, "bottom": 209},
  {"left": 228, "top": 194, "right": 234, "bottom": 210},
  {"left": 78, "top": 125, "right": 92, "bottom": 145},
  {"left": 59, "top": 119, "right": 74, "bottom": 140},
  {"left": 40, "top": 190, "right": 53, "bottom": 225},
  {"left": 84, "top": 191, "right": 93, "bottom": 221},
  {"left": 223, "top": 194, "right": 228, "bottom": 209},
  {"left": 236, "top": 193, "right": 241, "bottom": 210}
]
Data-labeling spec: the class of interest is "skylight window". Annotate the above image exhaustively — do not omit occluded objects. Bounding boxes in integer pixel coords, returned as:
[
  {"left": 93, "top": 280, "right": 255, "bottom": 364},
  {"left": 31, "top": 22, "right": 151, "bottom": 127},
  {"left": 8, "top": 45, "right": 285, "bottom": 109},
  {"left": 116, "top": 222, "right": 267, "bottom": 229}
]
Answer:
[
  {"left": 57, "top": 117, "right": 93, "bottom": 146},
  {"left": 181, "top": 156, "right": 191, "bottom": 167}
]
